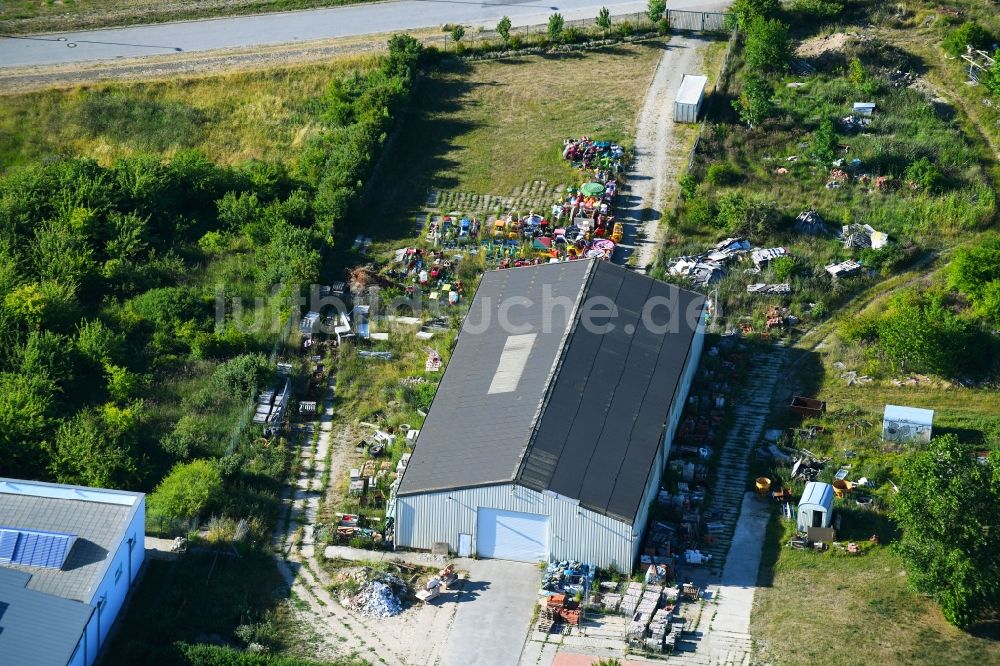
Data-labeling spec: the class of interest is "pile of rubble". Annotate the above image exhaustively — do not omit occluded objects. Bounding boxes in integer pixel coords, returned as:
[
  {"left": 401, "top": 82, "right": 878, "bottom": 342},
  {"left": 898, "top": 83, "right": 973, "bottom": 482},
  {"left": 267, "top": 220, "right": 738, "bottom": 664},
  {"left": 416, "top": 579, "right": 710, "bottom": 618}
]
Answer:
[
  {"left": 345, "top": 571, "right": 408, "bottom": 618},
  {"left": 351, "top": 579, "right": 404, "bottom": 618}
]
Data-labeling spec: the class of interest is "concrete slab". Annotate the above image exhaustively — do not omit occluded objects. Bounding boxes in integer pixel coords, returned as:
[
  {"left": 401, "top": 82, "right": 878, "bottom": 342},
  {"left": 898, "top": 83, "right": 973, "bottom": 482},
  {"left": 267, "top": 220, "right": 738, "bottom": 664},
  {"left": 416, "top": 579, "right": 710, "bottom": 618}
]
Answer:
[{"left": 439, "top": 559, "right": 540, "bottom": 666}]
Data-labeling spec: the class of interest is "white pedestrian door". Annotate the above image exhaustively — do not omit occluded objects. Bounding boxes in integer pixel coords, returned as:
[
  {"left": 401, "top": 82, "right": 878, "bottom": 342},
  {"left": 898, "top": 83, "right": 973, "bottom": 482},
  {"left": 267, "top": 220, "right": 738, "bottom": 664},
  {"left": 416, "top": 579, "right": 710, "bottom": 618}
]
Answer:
[
  {"left": 476, "top": 508, "right": 548, "bottom": 562},
  {"left": 457, "top": 533, "right": 472, "bottom": 557}
]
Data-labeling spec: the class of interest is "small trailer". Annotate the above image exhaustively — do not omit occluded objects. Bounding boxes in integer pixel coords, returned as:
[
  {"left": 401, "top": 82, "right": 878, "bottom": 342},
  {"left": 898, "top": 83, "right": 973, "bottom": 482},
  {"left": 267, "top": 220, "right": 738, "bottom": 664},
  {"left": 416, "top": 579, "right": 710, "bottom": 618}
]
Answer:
[{"left": 674, "top": 74, "right": 708, "bottom": 123}]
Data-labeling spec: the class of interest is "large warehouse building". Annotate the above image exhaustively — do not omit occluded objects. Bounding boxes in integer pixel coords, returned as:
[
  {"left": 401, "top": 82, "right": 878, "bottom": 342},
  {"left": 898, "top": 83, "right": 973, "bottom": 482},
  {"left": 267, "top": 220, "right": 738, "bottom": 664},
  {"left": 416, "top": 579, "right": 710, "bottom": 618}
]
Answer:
[
  {"left": 0, "top": 478, "right": 146, "bottom": 666},
  {"left": 394, "top": 259, "right": 705, "bottom": 572}
]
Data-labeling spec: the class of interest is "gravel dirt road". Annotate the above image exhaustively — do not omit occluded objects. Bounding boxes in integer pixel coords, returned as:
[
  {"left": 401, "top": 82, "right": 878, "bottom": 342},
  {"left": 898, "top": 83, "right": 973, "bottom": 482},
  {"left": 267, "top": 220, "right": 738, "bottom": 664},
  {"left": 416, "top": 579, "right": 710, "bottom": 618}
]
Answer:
[{"left": 614, "top": 32, "right": 712, "bottom": 272}]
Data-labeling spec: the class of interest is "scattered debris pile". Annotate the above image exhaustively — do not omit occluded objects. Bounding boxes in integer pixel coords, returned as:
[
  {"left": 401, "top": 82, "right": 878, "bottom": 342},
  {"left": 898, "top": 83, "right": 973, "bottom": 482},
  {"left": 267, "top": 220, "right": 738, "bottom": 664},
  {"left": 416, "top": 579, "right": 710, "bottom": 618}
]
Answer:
[
  {"left": 750, "top": 247, "right": 788, "bottom": 271},
  {"left": 826, "top": 259, "right": 862, "bottom": 279},
  {"left": 541, "top": 560, "right": 593, "bottom": 596},
  {"left": 348, "top": 572, "right": 407, "bottom": 618},
  {"left": 747, "top": 283, "right": 791, "bottom": 295},
  {"left": 667, "top": 237, "right": 751, "bottom": 287},
  {"left": 840, "top": 223, "right": 888, "bottom": 249},
  {"left": 793, "top": 210, "right": 828, "bottom": 236}
]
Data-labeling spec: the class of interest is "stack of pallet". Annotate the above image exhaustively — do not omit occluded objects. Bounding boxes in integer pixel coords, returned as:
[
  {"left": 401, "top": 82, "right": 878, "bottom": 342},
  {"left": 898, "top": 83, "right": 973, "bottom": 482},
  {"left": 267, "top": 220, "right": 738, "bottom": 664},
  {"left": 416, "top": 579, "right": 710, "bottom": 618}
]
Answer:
[
  {"left": 545, "top": 593, "right": 581, "bottom": 626},
  {"left": 620, "top": 582, "right": 644, "bottom": 616},
  {"left": 636, "top": 586, "right": 662, "bottom": 618},
  {"left": 645, "top": 606, "right": 673, "bottom": 652},
  {"left": 600, "top": 592, "right": 622, "bottom": 612},
  {"left": 537, "top": 606, "right": 557, "bottom": 633}
]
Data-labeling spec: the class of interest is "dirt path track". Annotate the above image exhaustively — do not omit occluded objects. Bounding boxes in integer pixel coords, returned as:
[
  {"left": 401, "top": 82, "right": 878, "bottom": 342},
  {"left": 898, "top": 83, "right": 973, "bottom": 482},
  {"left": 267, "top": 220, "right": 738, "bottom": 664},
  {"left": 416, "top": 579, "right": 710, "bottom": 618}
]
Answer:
[{"left": 615, "top": 33, "right": 711, "bottom": 271}]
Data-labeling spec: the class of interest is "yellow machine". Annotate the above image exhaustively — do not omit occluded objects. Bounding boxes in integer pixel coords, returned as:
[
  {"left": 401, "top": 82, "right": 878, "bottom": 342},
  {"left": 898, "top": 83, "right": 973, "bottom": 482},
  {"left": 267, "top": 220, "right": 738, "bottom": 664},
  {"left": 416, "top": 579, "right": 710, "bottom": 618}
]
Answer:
[
  {"left": 493, "top": 220, "right": 506, "bottom": 238},
  {"left": 611, "top": 222, "right": 624, "bottom": 243}
]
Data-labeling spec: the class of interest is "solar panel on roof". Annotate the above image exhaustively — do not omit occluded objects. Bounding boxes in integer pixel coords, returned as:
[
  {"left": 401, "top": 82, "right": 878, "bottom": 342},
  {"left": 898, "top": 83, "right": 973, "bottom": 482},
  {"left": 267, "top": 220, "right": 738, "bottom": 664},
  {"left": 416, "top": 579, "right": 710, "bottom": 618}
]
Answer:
[
  {"left": 0, "top": 529, "right": 18, "bottom": 560},
  {"left": 0, "top": 527, "right": 77, "bottom": 569}
]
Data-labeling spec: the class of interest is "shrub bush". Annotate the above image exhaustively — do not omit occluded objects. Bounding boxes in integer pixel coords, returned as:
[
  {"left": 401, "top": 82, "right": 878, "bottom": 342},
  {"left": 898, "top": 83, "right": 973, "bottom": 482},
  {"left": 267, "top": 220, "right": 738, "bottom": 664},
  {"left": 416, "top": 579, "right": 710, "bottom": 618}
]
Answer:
[
  {"left": 706, "top": 162, "right": 740, "bottom": 185},
  {"left": 941, "top": 21, "right": 993, "bottom": 57}
]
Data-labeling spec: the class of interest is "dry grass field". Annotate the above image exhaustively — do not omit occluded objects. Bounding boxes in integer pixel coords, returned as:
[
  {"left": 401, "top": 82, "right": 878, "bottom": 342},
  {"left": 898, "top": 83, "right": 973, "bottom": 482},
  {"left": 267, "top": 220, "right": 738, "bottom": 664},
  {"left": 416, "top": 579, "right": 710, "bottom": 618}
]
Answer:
[{"left": 0, "top": 56, "right": 374, "bottom": 169}]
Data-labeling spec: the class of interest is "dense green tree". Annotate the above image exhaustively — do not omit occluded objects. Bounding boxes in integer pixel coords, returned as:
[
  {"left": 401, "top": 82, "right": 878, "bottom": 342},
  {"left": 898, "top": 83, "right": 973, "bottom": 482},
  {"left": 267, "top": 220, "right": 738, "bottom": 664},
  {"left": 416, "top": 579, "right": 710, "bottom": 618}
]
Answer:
[
  {"left": 148, "top": 459, "right": 223, "bottom": 522},
  {"left": 647, "top": 0, "right": 666, "bottom": 23},
  {"left": 895, "top": 435, "right": 1000, "bottom": 628},
  {"left": 20, "top": 330, "right": 74, "bottom": 393},
  {"left": 497, "top": 16, "right": 512, "bottom": 44},
  {"left": 811, "top": 118, "right": 838, "bottom": 164},
  {"left": 597, "top": 7, "right": 611, "bottom": 35},
  {"left": 948, "top": 233, "right": 1000, "bottom": 323},
  {"left": 858, "top": 289, "right": 985, "bottom": 376},
  {"left": 548, "top": 13, "right": 565, "bottom": 41},
  {"left": 0, "top": 372, "right": 55, "bottom": 475},
  {"left": 732, "top": 74, "right": 774, "bottom": 128},
  {"left": 450, "top": 24, "right": 465, "bottom": 46},
  {"left": 33, "top": 217, "right": 97, "bottom": 293},
  {"left": 211, "top": 353, "right": 270, "bottom": 398},
  {"left": 942, "top": 21, "right": 993, "bottom": 57},
  {"left": 714, "top": 192, "right": 778, "bottom": 239},
  {"left": 730, "top": 0, "right": 779, "bottom": 30},
  {"left": 906, "top": 156, "right": 943, "bottom": 193},
  {"left": 48, "top": 403, "right": 142, "bottom": 488},
  {"left": 743, "top": 16, "right": 790, "bottom": 72}
]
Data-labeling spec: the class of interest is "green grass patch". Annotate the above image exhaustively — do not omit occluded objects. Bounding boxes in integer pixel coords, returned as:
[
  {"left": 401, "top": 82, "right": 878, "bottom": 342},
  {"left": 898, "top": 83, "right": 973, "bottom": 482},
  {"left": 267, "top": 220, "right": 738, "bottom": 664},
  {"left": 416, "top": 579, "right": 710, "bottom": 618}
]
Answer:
[{"left": 752, "top": 512, "right": 1000, "bottom": 665}]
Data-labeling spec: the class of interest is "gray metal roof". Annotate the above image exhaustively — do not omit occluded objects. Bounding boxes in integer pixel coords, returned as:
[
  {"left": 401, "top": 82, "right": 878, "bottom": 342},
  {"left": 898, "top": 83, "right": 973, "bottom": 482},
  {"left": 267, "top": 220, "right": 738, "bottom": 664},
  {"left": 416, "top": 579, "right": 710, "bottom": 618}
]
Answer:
[
  {"left": 398, "top": 260, "right": 590, "bottom": 497},
  {"left": 398, "top": 260, "right": 705, "bottom": 524},
  {"left": 0, "top": 491, "right": 132, "bottom": 603},
  {"left": 0, "top": 567, "right": 93, "bottom": 666}
]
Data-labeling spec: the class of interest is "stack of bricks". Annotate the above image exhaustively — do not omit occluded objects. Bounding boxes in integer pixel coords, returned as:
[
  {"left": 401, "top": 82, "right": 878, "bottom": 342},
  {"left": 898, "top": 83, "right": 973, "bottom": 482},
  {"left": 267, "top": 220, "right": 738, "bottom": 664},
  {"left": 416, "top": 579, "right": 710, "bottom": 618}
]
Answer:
[
  {"left": 620, "top": 582, "right": 644, "bottom": 616},
  {"left": 537, "top": 606, "right": 556, "bottom": 633},
  {"left": 600, "top": 592, "right": 622, "bottom": 612}
]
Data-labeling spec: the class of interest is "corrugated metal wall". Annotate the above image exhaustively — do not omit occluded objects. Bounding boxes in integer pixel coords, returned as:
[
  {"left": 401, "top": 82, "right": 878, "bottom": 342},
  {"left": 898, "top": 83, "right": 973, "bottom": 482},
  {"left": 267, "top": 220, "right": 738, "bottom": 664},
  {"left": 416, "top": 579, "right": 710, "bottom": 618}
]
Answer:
[
  {"left": 396, "top": 485, "right": 635, "bottom": 572},
  {"left": 674, "top": 100, "right": 701, "bottom": 124}
]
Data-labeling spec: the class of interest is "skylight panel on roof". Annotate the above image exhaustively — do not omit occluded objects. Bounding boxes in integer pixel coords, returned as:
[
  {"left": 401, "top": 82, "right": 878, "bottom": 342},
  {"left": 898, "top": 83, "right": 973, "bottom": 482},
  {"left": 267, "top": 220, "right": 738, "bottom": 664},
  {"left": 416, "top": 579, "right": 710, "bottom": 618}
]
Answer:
[{"left": 488, "top": 333, "right": 537, "bottom": 394}]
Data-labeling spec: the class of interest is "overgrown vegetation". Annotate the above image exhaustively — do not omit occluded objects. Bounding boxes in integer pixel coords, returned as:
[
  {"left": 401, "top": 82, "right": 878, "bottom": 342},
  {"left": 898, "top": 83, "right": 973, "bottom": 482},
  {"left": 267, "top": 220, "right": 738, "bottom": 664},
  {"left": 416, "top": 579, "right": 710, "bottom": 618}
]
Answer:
[
  {"left": 0, "top": 34, "right": 423, "bottom": 663},
  {"left": 658, "top": 0, "right": 996, "bottom": 336}
]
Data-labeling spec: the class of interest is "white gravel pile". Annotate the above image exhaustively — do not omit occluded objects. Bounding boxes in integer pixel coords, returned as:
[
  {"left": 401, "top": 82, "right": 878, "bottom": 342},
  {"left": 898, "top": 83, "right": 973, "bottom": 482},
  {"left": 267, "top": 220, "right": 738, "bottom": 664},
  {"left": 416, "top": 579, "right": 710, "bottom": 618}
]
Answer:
[{"left": 351, "top": 580, "right": 402, "bottom": 618}]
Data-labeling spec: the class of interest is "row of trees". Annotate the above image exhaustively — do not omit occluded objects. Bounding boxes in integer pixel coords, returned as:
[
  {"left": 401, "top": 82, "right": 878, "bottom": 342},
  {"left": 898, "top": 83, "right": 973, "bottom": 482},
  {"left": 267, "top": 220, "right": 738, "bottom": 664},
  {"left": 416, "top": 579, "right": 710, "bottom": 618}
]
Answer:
[{"left": 450, "top": 1, "right": 672, "bottom": 50}]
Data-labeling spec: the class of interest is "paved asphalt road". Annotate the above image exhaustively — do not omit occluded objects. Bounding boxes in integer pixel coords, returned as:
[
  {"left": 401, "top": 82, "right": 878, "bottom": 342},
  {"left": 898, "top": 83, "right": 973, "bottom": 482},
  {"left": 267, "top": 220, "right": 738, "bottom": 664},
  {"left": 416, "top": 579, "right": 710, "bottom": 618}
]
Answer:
[{"left": 0, "top": 0, "right": 725, "bottom": 67}]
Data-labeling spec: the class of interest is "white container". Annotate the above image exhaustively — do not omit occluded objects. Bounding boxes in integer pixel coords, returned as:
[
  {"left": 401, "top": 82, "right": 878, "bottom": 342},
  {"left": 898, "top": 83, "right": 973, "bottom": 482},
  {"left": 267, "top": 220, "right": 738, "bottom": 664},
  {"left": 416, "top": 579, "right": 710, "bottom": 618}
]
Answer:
[{"left": 674, "top": 74, "right": 708, "bottom": 123}]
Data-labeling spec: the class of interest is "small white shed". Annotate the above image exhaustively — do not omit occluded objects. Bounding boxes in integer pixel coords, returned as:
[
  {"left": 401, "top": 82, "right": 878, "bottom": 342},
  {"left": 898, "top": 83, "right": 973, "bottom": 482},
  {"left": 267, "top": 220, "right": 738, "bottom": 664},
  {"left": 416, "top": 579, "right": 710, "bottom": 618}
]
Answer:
[
  {"left": 674, "top": 74, "right": 708, "bottom": 123},
  {"left": 883, "top": 405, "right": 934, "bottom": 444},
  {"left": 797, "top": 481, "right": 834, "bottom": 532}
]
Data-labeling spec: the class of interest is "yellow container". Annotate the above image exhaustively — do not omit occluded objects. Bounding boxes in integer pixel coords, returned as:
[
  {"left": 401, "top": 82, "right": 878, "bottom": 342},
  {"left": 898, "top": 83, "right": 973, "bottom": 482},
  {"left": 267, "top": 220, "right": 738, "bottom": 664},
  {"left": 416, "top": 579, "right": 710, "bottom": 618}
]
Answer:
[
  {"left": 833, "top": 479, "right": 851, "bottom": 498},
  {"left": 755, "top": 477, "right": 771, "bottom": 497}
]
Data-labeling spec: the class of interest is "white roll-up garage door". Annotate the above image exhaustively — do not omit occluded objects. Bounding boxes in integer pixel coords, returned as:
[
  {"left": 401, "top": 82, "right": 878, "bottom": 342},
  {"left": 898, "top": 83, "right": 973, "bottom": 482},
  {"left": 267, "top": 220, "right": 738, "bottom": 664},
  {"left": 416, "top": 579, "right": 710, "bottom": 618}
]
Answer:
[{"left": 476, "top": 508, "right": 549, "bottom": 562}]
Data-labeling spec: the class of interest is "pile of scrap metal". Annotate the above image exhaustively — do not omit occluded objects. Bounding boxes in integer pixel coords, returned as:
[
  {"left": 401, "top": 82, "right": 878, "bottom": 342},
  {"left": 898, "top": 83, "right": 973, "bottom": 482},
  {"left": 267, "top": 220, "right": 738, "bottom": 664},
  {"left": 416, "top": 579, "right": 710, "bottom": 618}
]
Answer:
[
  {"left": 791, "top": 453, "right": 830, "bottom": 483},
  {"left": 793, "top": 209, "right": 829, "bottom": 235},
  {"left": 840, "top": 223, "right": 888, "bottom": 249},
  {"left": 666, "top": 238, "right": 751, "bottom": 287},
  {"left": 747, "top": 283, "right": 791, "bottom": 294},
  {"left": 541, "top": 560, "right": 594, "bottom": 598}
]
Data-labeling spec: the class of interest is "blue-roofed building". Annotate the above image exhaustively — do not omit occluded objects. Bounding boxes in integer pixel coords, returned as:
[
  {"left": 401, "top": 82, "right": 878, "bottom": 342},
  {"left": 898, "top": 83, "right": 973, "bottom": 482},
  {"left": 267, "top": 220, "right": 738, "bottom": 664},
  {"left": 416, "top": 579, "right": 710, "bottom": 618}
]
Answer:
[{"left": 0, "top": 477, "right": 145, "bottom": 666}]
